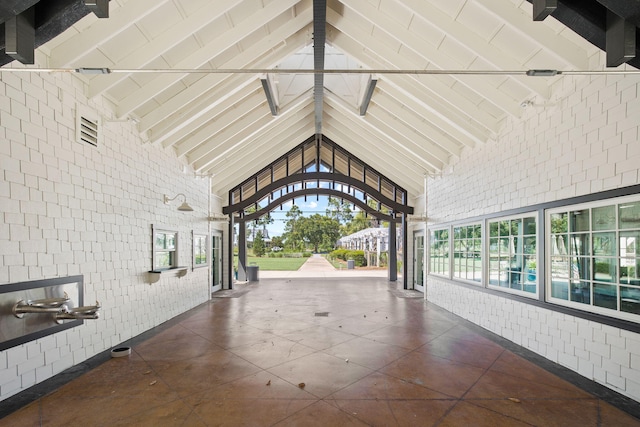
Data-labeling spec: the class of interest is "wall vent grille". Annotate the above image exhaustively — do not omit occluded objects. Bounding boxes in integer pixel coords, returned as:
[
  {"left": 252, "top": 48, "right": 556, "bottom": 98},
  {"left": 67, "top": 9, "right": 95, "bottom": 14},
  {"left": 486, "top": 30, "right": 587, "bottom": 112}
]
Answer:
[{"left": 76, "top": 107, "right": 101, "bottom": 147}]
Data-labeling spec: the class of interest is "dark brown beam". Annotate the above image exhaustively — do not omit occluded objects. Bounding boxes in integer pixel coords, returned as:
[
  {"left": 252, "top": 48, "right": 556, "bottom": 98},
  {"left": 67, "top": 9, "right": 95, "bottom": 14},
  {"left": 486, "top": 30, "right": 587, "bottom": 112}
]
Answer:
[
  {"left": 5, "top": 7, "right": 34, "bottom": 64},
  {"left": 532, "top": 0, "right": 557, "bottom": 21},
  {"left": 84, "top": 0, "right": 108, "bottom": 18},
  {"left": 607, "top": 10, "right": 636, "bottom": 67}
]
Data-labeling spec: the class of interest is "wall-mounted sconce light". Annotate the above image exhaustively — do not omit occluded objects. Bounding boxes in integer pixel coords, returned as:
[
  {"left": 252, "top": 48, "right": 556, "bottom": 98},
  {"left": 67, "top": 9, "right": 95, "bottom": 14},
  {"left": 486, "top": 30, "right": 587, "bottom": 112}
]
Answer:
[{"left": 164, "top": 193, "right": 193, "bottom": 211}]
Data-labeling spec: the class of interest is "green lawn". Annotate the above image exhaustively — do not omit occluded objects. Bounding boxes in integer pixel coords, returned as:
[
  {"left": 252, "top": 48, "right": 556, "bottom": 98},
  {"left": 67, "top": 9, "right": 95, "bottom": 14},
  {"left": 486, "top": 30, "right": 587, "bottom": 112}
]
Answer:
[{"left": 236, "top": 256, "right": 309, "bottom": 271}]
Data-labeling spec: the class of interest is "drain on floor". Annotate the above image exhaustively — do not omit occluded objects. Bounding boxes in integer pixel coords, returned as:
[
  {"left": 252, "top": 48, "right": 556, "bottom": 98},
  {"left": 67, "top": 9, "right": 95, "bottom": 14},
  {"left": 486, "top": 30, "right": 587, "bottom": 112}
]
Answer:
[{"left": 314, "top": 312, "right": 330, "bottom": 317}]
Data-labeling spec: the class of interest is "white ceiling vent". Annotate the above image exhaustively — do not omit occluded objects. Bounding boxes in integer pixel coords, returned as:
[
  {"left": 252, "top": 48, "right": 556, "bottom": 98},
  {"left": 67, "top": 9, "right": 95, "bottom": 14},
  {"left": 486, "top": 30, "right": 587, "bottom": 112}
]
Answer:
[{"left": 76, "top": 106, "right": 101, "bottom": 147}]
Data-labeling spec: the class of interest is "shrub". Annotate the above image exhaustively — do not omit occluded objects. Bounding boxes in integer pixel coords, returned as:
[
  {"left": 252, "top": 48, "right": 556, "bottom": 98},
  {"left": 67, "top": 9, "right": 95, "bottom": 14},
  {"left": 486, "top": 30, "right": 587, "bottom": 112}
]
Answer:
[
  {"left": 330, "top": 249, "right": 349, "bottom": 261},
  {"left": 348, "top": 250, "right": 367, "bottom": 267},
  {"left": 330, "top": 249, "right": 367, "bottom": 266}
]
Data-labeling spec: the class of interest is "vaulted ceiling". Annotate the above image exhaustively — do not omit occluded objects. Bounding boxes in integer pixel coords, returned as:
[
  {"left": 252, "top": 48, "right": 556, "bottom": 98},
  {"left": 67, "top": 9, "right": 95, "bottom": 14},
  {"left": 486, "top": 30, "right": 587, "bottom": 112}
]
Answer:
[{"left": 1, "top": 0, "right": 638, "bottom": 197}]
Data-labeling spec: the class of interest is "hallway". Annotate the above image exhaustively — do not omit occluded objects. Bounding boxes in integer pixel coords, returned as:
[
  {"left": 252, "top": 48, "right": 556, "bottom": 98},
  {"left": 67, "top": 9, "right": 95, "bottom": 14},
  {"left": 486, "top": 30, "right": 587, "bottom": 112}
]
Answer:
[{"left": 1, "top": 278, "right": 638, "bottom": 426}]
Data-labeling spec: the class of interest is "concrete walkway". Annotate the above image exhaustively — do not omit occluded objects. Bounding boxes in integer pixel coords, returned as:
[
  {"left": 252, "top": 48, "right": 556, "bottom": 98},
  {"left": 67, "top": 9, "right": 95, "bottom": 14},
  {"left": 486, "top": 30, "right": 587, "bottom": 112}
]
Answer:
[
  {"left": 259, "top": 254, "right": 389, "bottom": 279},
  {"left": 5, "top": 277, "right": 638, "bottom": 424}
]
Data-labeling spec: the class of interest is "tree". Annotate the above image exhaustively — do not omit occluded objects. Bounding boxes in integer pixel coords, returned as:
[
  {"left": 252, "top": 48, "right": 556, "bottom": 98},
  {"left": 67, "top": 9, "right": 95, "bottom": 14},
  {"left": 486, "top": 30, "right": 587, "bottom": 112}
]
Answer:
[
  {"left": 270, "top": 235, "right": 284, "bottom": 249},
  {"left": 343, "top": 198, "right": 390, "bottom": 235},
  {"left": 326, "top": 197, "right": 353, "bottom": 224},
  {"left": 344, "top": 210, "right": 371, "bottom": 235},
  {"left": 253, "top": 231, "right": 265, "bottom": 257},
  {"left": 298, "top": 214, "right": 341, "bottom": 253},
  {"left": 283, "top": 205, "right": 304, "bottom": 250}
]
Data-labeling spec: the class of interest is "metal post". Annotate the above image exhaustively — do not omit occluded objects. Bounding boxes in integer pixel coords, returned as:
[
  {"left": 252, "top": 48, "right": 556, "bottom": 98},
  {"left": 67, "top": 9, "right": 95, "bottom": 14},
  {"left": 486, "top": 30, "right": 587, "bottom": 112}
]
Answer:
[
  {"left": 238, "top": 220, "right": 247, "bottom": 281},
  {"left": 402, "top": 213, "right": 408, "bottom": 289},
  {"left": 389, "top": 214, "right": 397, "bottom": 282},
  {"left": 227, "top": 214, "right": 234, "bottom": 289}
]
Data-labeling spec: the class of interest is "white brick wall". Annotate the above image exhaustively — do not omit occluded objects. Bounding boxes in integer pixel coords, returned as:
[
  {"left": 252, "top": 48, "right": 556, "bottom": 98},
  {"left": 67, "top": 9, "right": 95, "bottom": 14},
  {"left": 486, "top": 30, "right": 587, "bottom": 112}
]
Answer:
[
  {"left": 0, "top": 68, "right": 212, "bottom": 401},
  {"left": 425, "top": 69, "right": 640, "bottom": 402}
]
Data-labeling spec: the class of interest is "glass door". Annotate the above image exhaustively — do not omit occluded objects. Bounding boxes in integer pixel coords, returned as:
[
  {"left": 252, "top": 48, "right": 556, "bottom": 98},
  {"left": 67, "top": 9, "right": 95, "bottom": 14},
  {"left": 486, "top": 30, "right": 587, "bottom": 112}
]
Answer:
[
  {"left": 414, "top": 231, "right": 425, "bottom": 292},
  {"left": 212, "top": 231, "right": 222, "bottom": 292}
]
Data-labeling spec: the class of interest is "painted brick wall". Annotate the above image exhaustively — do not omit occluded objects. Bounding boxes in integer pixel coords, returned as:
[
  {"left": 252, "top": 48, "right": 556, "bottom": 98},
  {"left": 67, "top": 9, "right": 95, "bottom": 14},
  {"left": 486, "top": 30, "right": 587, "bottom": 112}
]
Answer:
[
  {"left": 0, "top": 68, "right": 211, "bottom": 400},
  {"left": 425, "top": 67, "right": 640, "bottom": 402}
]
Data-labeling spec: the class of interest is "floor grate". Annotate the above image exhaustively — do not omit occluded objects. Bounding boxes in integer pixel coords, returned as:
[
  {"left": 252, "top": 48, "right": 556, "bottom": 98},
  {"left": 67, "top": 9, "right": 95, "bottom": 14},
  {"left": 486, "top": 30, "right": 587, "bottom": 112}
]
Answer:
[{"left": 314, "top": 312, "right": 330, "bottom": 317}]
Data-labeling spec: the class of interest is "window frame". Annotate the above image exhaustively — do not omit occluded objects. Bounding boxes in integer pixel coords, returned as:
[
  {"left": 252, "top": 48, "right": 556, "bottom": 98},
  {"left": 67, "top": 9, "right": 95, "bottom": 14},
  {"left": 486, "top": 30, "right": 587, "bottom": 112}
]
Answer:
[
  {"left": 486, "top": 213, "right": 538, "bottom": 298},
  {"left": 193, "top": 232, "right": 208, "bottom": 269},
  {"left": 429, "top": 227, "right": 450, "bottom": 278},
  {"left": 546, "top": 195, "right": 640, "bottom": 322},
  {"left": 451, "top": 223, "right": 483, "bottom": 284},
  {"left": 152, "top": 225, "right": 179, "bottom": 271}
]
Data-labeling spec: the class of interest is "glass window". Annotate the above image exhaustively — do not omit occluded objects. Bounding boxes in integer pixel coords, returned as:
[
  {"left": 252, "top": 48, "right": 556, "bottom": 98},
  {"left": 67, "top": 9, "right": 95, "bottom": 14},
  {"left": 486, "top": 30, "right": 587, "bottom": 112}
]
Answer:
[
  {"left": 193, "top": 234, "right": 207, "bottom": 268},
  {"left": 153, "top": 227, "right": 178, "bottom": 270},
  {"left": 547, "top": 196, "right": 640, "bottom": 321},
  {"left": 488, "top": 214, "right": 537, "bottom": 296},
  {"left": 429, "top": 228, "right": 449, "bottom": 276},
  {"left": 452, "top": 224, "right": 482, "bottom": 283}
]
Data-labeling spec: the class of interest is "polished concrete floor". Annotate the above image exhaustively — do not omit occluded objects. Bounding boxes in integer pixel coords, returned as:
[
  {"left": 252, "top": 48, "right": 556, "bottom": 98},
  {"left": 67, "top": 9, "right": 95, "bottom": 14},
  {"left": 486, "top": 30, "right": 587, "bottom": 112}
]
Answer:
[{"left": 1, "top": 277, "right": 639, "bottom": 426}]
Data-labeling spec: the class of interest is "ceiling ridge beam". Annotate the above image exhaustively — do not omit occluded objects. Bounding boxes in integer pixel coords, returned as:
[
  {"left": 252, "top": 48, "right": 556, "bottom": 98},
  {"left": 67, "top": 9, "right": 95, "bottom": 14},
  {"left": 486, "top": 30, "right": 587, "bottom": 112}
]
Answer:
[
  {"left": 88, "top": 0, "right": 245, "bottom": 98},
  {"left": 49, "top": 0, "right": 172, "bottom": 68},
  {"left": 313, "top": 0, "right": 327, "bottom": 134}
]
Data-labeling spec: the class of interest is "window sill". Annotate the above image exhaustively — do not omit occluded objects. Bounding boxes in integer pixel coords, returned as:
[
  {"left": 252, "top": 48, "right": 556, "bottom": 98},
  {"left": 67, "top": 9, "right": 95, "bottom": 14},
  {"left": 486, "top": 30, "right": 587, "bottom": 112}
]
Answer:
[{"left": 147, "top": 267, "right": 188, "bottom": 283}]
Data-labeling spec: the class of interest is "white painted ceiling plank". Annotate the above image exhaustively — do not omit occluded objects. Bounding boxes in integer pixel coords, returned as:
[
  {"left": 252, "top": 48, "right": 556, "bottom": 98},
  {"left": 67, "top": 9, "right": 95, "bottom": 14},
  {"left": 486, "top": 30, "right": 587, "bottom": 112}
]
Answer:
[
  {"left": 339, "top": 0, "right": 522, "bottom": 118},
  {"left": 400, "top": 0, "right": 551, "bottom": 100},
  {"left": 174, "top": 86, "right": 265, "bottom": 157},
  {"left": 327, "top": 21, "right": 499, "bottom": 135},
  {"left": 362, "top": 103, "right": 448, "bottom": 170},
  {"left": 196, "top": 96, "right": 315, "bottom": 173},
  {"left": 209, "top": 111, "right": 315, "bottom": 192},
  {"left": 138, "top": 18, "right": 312, "bottom": 133},
  {"left": 378, "top": 79, "right": 484, "bottom": 148},
  {"left": 201, "top": 97, "right": 315, "bottom": 177},
  {"left": 322, "top": 124, "right": 423, "bottom": 196},
  {"left": 50, "top": 0, "right": 173, "bottom": 68},
  {"left": 323, "top": 109, "right": 428, "bottom": 191},
  {"left": 325, "top": 95, "right": 444, "bottom": 172},
  {"left": 371, "top": 90, "right": 463, "bottom": 158},
  {"left": 188, "top": 102, "right": 272, "bottom": 166},
  {"left": 160, "top": 81, "right": 259, "bottom": 149},
  {"left": 88, "top": 0, "right": 246, "bottom": 98},
  {"left": 475, "top": 0, "right": 589, "bottom": 69},
  {"left": 115, "top": 0, "right": 304, "bottom": 117}
]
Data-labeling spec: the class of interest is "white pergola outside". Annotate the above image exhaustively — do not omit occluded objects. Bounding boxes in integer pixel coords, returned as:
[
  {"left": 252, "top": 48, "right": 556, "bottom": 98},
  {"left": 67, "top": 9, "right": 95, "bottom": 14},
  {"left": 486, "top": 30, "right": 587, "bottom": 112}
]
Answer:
[{"left": 338, "top": 227, "right": 390, "bottom": 267}]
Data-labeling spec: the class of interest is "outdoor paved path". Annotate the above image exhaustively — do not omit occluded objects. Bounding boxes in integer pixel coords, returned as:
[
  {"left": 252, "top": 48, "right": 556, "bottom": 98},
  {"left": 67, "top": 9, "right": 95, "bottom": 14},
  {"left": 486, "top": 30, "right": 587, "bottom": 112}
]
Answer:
[
  {"left": 259, "top": 254, "right": 389, "bottom": 279},
  {"left": 297, "top": 254, "right": 335, "bottom": 271}
]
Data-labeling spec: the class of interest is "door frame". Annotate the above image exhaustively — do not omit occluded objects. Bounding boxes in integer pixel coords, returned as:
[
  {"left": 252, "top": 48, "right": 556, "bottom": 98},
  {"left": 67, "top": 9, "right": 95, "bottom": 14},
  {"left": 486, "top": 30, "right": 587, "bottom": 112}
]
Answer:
[
  {"left": 414, "top": 230, "right": 425, "bottom": 293},
  {"left": 211, "top": 230, "right": 223, "bottom": 293}
]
